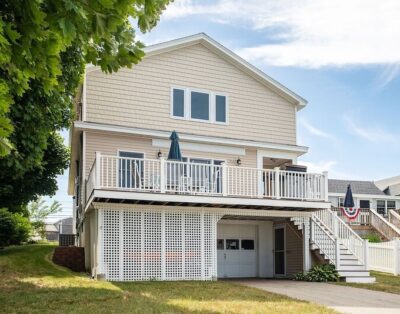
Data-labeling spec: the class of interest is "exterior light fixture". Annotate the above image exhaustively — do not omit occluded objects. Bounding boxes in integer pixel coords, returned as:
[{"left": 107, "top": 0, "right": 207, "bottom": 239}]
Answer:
[
  {"left": 157, "top": 150, "right": 163, "bottom": 158},
  {"left": 236, "top": 158, "right": 242, "bottom": 166}
]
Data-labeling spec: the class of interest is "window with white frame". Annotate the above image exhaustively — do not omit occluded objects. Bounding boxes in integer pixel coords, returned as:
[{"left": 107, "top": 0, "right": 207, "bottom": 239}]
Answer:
[
  {"left": 171, "top": 87, "right": 228, "bottom": 124},
  {"left": 338, "top": 197, "right": 344, "bottom": 207}
]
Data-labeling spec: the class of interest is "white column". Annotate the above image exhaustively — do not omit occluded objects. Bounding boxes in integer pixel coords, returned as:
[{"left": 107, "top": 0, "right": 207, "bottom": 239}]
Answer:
[
  {"left": 222, "top": 162, "right": 228, "bottom": 196},
  {"left": 363, "top": 239, "right": 369, "bottom": 270},
  {"left": 302, "top": 218, "right": 312, "bottom": 272},
  {"left": 274, "top": 167, "right": 281, "bottom": 199},
  {"left": 323, "top": 171, "right": 329, "bottom": 202},
  {"left": 335, "top": 238, "right": 341, "bottom": 270},
  {"left": 160, "top": 157, "right": 166, "bottom": 193},
  {"left": 95, "top": 151, "right": 101, "bottom": 189},
  {"left": 119, "top": 210, "right": 124, "bottom": 281}
]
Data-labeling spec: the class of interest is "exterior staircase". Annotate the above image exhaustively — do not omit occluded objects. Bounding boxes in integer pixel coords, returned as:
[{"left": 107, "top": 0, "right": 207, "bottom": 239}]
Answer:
[{"left": 291, "top": 209, "right": 375, "bottom": 283}]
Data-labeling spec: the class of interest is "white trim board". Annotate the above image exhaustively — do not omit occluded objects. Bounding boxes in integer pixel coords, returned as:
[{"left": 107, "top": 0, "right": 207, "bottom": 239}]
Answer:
[
  {"left": 92, "top": 202, "right": 313, "bottom": 218},
  {"left": 152, "top": 139, "right": 245, "bottom": 156},
  {"left": 91, "top": 190, "right": 330, "bottom": 210},
  {"left": 74, "top": 121, "right": 308, "bottom": 155}
]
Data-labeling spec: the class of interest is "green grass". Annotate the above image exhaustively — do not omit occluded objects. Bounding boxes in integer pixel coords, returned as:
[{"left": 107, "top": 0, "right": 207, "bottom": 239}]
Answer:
[
  {"left": 0, "top": 244, "right": 336, "bottom": 314},
  {"left": 335, "top": 271, "right": 400, "bottom": 294}
]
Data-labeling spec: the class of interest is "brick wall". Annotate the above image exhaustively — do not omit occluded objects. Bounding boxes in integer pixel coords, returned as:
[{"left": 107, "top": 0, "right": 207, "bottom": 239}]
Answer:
[{"left": 52, "top": 247, "right": 85, "bottom": 272}]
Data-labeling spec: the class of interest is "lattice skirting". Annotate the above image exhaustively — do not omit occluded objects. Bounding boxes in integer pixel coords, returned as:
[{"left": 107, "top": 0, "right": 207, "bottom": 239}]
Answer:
[{"left": 98, "top": 207, "right": 223, "bottom": 281}]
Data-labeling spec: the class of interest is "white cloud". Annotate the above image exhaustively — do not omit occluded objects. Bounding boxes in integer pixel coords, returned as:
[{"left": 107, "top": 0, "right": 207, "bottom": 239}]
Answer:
[
  {"left": 344, "top": 116, "right": 397, "bottom": 144},
  {"left": 164, "top": 0, "right": 400, "bottom": 69},
  {"left": 299, "top": 118, "right": 337, "bottom": 141},
  {"left": 298, "top": 160, "right": 368, "bottom": 180}
]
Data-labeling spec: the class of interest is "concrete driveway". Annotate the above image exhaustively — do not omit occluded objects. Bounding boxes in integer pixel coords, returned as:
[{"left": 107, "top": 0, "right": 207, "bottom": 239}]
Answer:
[{"left": 235, "top": 279, "right": 400, "bottom": 314}]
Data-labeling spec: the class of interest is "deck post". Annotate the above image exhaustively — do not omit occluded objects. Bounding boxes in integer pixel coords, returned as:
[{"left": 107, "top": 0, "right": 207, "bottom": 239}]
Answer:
[
  {"left": 222, "top": 162, "right": 228, "bottom": 196},
  {"left": 335, "top": 238, "right": 341, "bottom": 270},
  {"left": 274, "top": 167, "right": 281, "bottom": 199},
  {"left": 363, "top": 239, "right": 369, "bottom": 270},
  {"left": 333, "top": 211, "right": 339, "bottom": 237},
  {"left": 303, "top": 218, "right": 312, "bottom": 272},
  {"left": 95, "top": 151, "right": 101, "bottom": 189},
  {"left": 160, "top": 157, "right": 166, "bottom": 194},
  {"left": 322, "top": 171, "right": 329, "bottom": 202}
]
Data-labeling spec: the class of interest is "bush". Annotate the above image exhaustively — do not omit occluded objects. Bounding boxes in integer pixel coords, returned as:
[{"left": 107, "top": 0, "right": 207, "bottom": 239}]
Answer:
[
  {"left": 0, "top": 208, "right": 31, "bottom": 247},
  {"left": 294, "top": 264, "right": 339, "bottom": 282},
  {"left": 363, "top": 233, "right": 381, "bottom": 243}
]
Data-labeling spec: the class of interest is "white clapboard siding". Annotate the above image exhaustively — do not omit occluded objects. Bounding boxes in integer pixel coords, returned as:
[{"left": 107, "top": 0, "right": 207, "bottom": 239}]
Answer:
[
  {"left": 85, "top": 43, "right": 297, "bottom": 145},
  {"left": 84, "top": 131, "right": 257, "bottom": 180}
]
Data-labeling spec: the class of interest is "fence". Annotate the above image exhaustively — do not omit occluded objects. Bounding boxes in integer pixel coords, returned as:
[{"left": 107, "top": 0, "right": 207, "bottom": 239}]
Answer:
[{"left": 368, "top": 239, "right": 400, "bottom": 275}]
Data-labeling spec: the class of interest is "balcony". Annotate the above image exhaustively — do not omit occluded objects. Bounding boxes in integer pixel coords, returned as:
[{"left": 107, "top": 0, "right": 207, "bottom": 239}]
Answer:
[{"left": 85, "top": 153, "right": 329, "bottom": 210}]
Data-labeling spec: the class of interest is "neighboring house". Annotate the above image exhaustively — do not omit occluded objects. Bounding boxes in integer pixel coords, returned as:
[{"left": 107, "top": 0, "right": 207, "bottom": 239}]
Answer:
[
  {"left": 328, "top": 179, "right": 400, "bottom": 216},
  {"left": 44, "top": 217, "right": 74, "bottom": 241},
  {"left": 44, "top": 223, "right": 59, "bottom": 241},
  {"left": 375, "top": 175, "right": 400, "bottom": 197},
  {"left": 68, "top": 33, "right": 371, "bottom": 282}
]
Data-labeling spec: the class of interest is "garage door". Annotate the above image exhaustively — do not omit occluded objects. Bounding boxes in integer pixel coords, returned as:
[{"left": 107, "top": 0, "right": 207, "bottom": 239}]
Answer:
[{"left": 217, "top": 224, "right": 257, "bottom": 278}]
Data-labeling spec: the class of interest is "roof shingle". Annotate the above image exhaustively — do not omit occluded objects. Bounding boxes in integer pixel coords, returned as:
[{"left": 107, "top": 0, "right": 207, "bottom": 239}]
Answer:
[{"left": 328, "top": 179, "right": 385, "bottom": 195}]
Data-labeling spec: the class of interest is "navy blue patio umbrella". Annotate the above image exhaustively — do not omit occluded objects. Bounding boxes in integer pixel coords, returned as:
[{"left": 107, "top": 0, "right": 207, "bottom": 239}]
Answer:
[
  {"left": 343, "top": 184, "right": 355, "bottom": 208},
  {"left": 167, "top": 130, "right": 182, "bottom": 161}
]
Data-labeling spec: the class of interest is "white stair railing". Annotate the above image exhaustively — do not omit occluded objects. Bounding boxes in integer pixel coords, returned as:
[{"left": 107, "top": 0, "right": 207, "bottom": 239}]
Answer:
[
  {"left": 310, "top": 215, "right": 339, "bottom": 267},
  {"left": 370, "top": 208, "right": 400, "bottom": 240},
  {"left": 316, "top": 208, "right": 368, "bottom": 268}
]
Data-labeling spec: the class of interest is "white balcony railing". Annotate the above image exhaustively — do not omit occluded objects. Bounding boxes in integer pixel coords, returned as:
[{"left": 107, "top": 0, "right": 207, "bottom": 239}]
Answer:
[{"left": 85, "top": 153, "right": 328, "bottom": 203}]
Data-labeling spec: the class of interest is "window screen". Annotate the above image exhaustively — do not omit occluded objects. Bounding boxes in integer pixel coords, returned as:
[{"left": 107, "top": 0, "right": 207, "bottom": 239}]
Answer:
[
  {"left": 173, "top": 89, "right": 185, "bottom": 117},
  {"left": 359, "top": 200, "right": 370, "bottom": 209},
  {"left": 215, "top": 95, "right": 226, "bottom": 122},
  {"left": 191, "top": 91, "right": 209, "bottom": 120}
]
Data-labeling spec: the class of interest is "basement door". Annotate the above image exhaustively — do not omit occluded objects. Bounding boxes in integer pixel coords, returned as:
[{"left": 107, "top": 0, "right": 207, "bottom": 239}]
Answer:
[{"left": 217, "top": 224, "right": 257, "bottom": 278}]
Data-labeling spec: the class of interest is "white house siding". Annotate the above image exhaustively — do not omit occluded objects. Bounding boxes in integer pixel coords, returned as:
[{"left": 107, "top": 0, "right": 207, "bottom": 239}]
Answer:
[
  {"left": 85, "top": 43, "right": 297, "bottom": 145},
  {"left": 84, "top": 131, "right": 257, "bottom": 178}
]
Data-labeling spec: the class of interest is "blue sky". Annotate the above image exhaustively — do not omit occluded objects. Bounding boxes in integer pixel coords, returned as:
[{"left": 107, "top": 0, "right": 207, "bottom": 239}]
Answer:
[{"left": 48, "top": 0, "right": 400, "bottom": 220}]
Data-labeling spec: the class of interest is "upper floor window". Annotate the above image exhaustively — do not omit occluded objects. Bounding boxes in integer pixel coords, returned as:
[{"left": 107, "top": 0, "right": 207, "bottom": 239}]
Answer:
[{"left": 171, "top": 87, "right": 228, "bottom": 124}]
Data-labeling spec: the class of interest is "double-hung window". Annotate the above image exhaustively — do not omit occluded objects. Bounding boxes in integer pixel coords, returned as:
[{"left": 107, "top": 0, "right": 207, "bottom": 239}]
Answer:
[{"left": 171, "top": 87, "right": 228, "bottom": 124}]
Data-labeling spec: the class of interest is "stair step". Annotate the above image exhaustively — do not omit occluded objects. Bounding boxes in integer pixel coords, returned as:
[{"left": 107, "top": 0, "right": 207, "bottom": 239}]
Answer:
[
  {"left": 338, "top": 270, "right": 370, "bottom": 277},
  {"left": 338, "top": 265, "right": 365, "bottom": 271},
  {"left": 341, "top": 276, "right": 376, "bottom": 283}
]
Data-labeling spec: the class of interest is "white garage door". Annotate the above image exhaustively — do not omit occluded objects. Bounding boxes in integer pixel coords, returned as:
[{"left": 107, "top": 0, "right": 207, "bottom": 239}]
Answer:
[{"left": 217, "top": 224, "right": 257, "bottom": 278}]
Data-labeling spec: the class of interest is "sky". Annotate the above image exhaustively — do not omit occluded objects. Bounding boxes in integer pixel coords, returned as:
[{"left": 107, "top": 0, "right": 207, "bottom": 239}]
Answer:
[{"left": 47, "top": 0, "right": 400, "bottom": 221}]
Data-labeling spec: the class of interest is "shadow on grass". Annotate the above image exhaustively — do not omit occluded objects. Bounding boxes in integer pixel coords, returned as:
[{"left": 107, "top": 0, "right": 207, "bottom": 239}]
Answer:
[{"left": 0, "top": 245, "right": 334, "bottom": 313}]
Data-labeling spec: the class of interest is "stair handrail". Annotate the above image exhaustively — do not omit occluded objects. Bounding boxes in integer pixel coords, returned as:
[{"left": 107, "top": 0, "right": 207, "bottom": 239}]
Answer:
[
  {"left": 369, "top": 208, "right": 400, "bottom": 240},
  {"left": 316, "top": 208, "right": 367, "bottom": 267},
  {"left": 389, "top": 209, "right": 400, "bottom": 229},
  {"left": 310, "top": 215, "right": 340, "bottom": 267}
]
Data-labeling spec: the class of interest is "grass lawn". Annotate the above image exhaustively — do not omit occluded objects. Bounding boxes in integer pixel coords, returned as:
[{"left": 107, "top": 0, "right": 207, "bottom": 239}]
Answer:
[
  {"left": 335, "top": 271, "right": 400, "bottom": 295},
  {"left": 0, "top": 244, "right": 336, "bottom": 314}
]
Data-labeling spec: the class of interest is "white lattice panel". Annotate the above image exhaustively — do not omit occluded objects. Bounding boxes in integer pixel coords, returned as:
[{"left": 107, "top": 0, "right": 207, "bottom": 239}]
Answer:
[{"left": 99, "top": 207, "right": 222, "bottom": 281}]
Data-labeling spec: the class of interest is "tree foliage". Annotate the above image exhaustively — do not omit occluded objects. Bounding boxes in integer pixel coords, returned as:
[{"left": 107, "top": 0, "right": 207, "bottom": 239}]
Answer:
[
  {"left": 0, "top": 0, "right": 171, "bottom": 211},
  {"left": 0, "top": 208, "right": 31, "bottom": 247},
  {"left": 28, "top": 197, "right": 62, "bottom": 239}
]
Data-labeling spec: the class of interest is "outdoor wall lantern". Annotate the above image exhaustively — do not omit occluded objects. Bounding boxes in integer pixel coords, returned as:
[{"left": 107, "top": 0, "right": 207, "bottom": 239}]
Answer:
[
  {"left": 236, "top": 158, "right": 242, "bottom": 166},
  {"left": 157, "top": 150, "right": 163, "bottom": 158}
]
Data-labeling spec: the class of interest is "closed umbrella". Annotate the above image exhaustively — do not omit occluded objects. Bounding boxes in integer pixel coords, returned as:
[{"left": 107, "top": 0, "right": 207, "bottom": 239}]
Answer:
[
  {"left": 341, "top": 184, "right": 360, "bottom": 220},
  {"left": 167, "top": 130, "right": 182, "bottom": 161}
]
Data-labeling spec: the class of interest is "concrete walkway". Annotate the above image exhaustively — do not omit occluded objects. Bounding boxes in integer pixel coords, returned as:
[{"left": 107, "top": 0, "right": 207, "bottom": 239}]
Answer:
[{"left": 235, "top": 279, "right": 400, "bottom": 314}]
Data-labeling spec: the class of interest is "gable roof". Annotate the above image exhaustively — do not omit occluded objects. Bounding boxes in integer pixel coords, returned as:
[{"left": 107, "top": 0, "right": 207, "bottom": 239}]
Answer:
[
  {"left": 375, "top": 175, "right": 400, "bottom": 190},
  {"left": 144, "top": 33, "right": 307, "bottom": 109},
  {"left": 328, "top": 179, "right": 385, "bottom": 195},
  {"left": 86, "top": 33, "right": 307, "bottom": 110}
]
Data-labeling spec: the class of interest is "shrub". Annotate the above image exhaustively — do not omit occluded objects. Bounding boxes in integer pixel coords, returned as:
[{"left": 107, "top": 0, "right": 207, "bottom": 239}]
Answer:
[
  {"left": 0, "top": 208, "right": 31, "bottom": 247},
  {"left": 294, "top": 264, "right": 339, "bottom": 282},
  {"left": 363, "top": 233, "right": 381, "bottom": 243}
]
